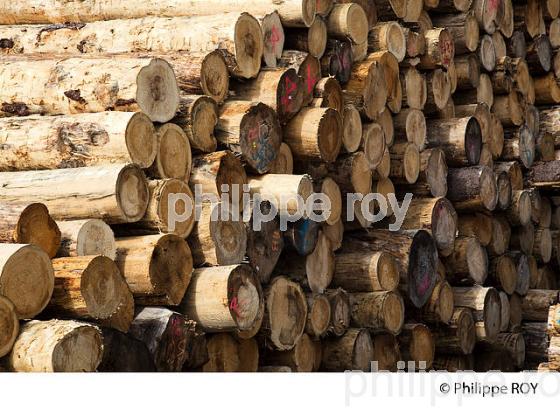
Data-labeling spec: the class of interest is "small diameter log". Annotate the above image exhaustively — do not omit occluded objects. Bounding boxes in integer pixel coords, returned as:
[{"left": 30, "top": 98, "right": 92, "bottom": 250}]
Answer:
[
  {"left": 349, "top": 291, "right": 404, "bottom": 334},
  {"left": 454, "top": 54, "right": 480, "bottom": 90},
  {"left": 526, "top": 35, "right": 553, "bottom": 73},
  {"left": 284, "top": 107, "right": 342, "bottom": 163},
  {"left": 453, "top": 286, "right": 501, "bottom": 342},
  {"left": 0, "top": 244, "right": 54, "bottom": 319},
  {"left": 326, "top": 3, "right": 369, "bottom": 45},
  {"left": 488, "top": 215, "right": 511, "bottom": 256},
  {"left": 522, "top": 322, "right": 549, "bottom": 368},
  {"left": 0, "top": 164, "right": 148, "bottom": 224},
  {"left": 260, "top": 276, "right": 308, "bottom": 350},
  {"left": 5, "top": 319, "right": 102, "bottom": 372},
  {"left": 369, "top": 22, "right": 407, "bottom": 62},
  {"left": 443, "top": 236, "right": 488, "bottom": 285},
  {"left": 56, "top": 219, "right": 115, "bottom": 260},
  {"left": 129, "top": 307, "right": 196, "bottom": 372},
  {"left": 264, "top": 333, "right": 317, "bottom": 372},
  {"left": 269, "top": 143, "right": 294, "bottom": 174},
  {"left": 98, "top": 328, "right": 155, "bottom": 372},
  {"left": 321, "top": 328, "right": 373, "bottom": 371},
  {"left": 488, "top": 254, "right": 518, "bottom": 295},
  {"left": 312, "top": 77, "right": 343, "bottom": 112},
  {"left": 283, "top": 218, "right": 320, "bottom": 256},
  {"left": 260, "top": 11, "right": 285, "bottom": 68},
  {"left": 284, "top": 18, "right": 328, "bottom": 58},
  {"left": 115, "top": 234, "right": 193, "bottom": 306},
  {"left": 457, "top": 213, "right": 493, "bottom": 246},
  {"left": 404, "top": 28, "right": 426, "bottom": 58},
  {"left": 454, "top": 73, "right": 494, "bottom": 108},
  {"left": 501, "top": 126, "right": 536, "bottom": 169},
  {"left": 47, "top": 256, "right": 133, "bottom": 332},
  {"left": 343, "top": 54, "right": 388, "bottom": 120},
  {"left": 275, "top": 230, "right": 334, "bottom": 293},
  {"left": 351, "top": 230, "right": 438, "bottom": 308},
  {"left": 189, "top": 151, "right": 247, "bottom": 207},
  {"left": 432, "top": 308, "right": 476, "bottom": 355},
  {"left": 216, "top": 101, "right": 282, "bottom": 174},
  {"left": 315, "top": 177, "right": 342, "bottom": 225},
  {"left": 245, "top": 200, "right": 284, "bottom": 284},
  {"left": 0, "top": 296, "right": 18, "bottom": 358},
  {"left": 495, "top": 161, "right": 523, "bottom": 190},
  {"left": 447, "top": 166, "right": 497, "bottom": 212},
  {"left": 321, "top": 40, "right": 353, "bottom": 84},
  {"left": 0, "top": 112, "right": 157, "bottom": 170},
  {"left": 202, "top": 333, "right": 240, "bottom": 372},
  {"left": 511, "top": 252, "right": 530, "bottom": 296},
  {"left": 398, "top": 323, "right": 435, "bottom": 369},
  {"left": 398, "top": 197, "right": 457, "bottom": 257},
  {"left": 506, "top": 189, "right": 532, "bottom": 226},
  {"left": 479, "top": 34, "right": 497, "bottom": 72},
  {"left": 495, "top": 171, "right": 512, "bottom": 210},
  {"left": 147, "top": 123, "right": 191, "bottom": 181},
  {"left": 407, "top": 148, "right": 448, "bottom": 197},
  {"left": 492, "top": 91, "right": 524, "bottom": 127},
  {"left": 179, "top": 264, "right": 262, "bottom": 333},
  {"left": 333, "top": 247, "right": 399, "bottom": 292},
  {"left": 401, "top": 68, "right": 427, "bottom": 111},
  {"left": 231, "top": 68, "right": 303, "bottom": 124},
  {"left": 418, "top": 28, "right": 455, "bottom": 70},
  {"left": 370, "top": 333, "right": 400, "bottom": 371},
  {"left": 341, "top": 104, "right": 363, "bottom": 153},
  {"left": 533, "top": 73, "right": 560, "bottom": 105},
  {"left": 248, "top": 174, "right": 313, "bottom": 217},
  {"left": 0, "top": 55, "right": 181, "bottom": 121},
  {"left": 172, "top": 95, "right": 218, "bottom": 154},
  {"left": 426, "top": 117, "right": 482, "bottom": 167},
  {"left": 277, "top": 51, "right": 321, "bottom": 106},
  {"left": 499, "top": 291, "right": 510, "bottom": 333},
  {"left": 0, "top": 202, "right": 61, "bottom": 258},
  {"left": 418, "top": 279, "right": 454, "bottom": 324},
  {"left": 393, "top": 108, "right": 427, "bottom": 150},
  {"left": 479, "top": 333, "right": 526, "bottom": 368},
  {"left": 325, "top": 288, "right": 351, "bottom": 336},
  {"left": 522, "top": 290, "right": 560, "bottom": 321},
  {"left": 362, "top": 122, "right": 387, "bottom": 170},
  {"left": 306, "top": 294, "right": 331, "bottom": 338},
  {"left": 431, "top": 12, "right": 479, "bottom": 54},
  {"left": 324, "top": 218, "right": 344, "bottom": 251}
]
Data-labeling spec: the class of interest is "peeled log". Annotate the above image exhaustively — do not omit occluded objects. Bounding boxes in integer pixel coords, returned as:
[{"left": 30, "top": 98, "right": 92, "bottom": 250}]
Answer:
[
  {"left": 179, "top": 264, "right": 262, "bottom": 333},
  {"left": 321, "top": 328, "right": 373, "bottom": 371},
  {"left": 56, "top": 219, "right": 116, "bottom": 259},
  {"left": 115, "top": 234, "right": 193, "bottom": 306},
  {"left": 5, "top": 319, "right": 102, "bottom": 372},
  {"left": 0, "top": 164, "right": 149, "bottom": 224},
  {"left": 0, "top": 202, "right": 61, "bottom": 258},
  {"left": 0, "top": 244, "right": 54, "bottom": 319},
  {"left": 216, "top": 101, "right": 282, "bottom": 174},
  {"left": 0, "top": 56, "right": 179, "bottom": 123},
  {"left": 0, "top": 112, "right": 156, "bottom": 170}
]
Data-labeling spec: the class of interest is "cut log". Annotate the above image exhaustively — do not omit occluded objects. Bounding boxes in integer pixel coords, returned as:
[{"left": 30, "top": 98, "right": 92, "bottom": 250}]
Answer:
[
  {"left": 512, "top": 252, "right": 530, "bottom": 296},
  {"left": 349, "top": 291, "right": 404, "bottom": 334},
  {"left": 0, "top": 56, "right": 179, "bottom": 123},
  {"left": 509, "top": 292, "right": 523, "bottom": 332},
  {"left": 447, "top": 166, "right": 497, "bottom": 211},
  {"left": 499, "top": 291, "right": 510, "bottom": 332},
  {"left": 248, "top": 174, "right": 313, "bottom": 217},
  {"left": 488, "top": 254, "right": 517, "bottom": 294},
  {"left": 361, "top": 122, "right": 387, "bottom": 170},
  {"left": 6, "top": 319, "right": 102, "bottom": 372},
  {"left": 426, "top": 117, "right": 482, "bottom": 166},
  {"left": 260, "top": 276, "right": 307, "bottom": 350},
  {"left": 269, "top": 143, "right": 294, "bottom": 174},
  {"left": 405, "top": 148, "right": 448, "bottom": 197},
  {"left": 305, "top": 294, "right": 331, "bottom": 338},
  {"left": 216, "top": 101, "right": 282, "bottom": 174},
  {"left": 0, "top": 296, "right": 18, "bottom": 358},
  {"left": 202, "top": 333, "right": 240, "bottom": 372},
  {"left": 369, "top": 22, "right": 406, "bottom": 62},
  {"left": 314, "top": 177, "right": 342, "bottom": 225},
  {"left": 425, "top": 68, "right": 451, "bottom": 111},
  {"left": 533, "top": 73, "right": 560, "bottom": 105},
  {"left": 0, "top": 112, "right": 156, "bottom": 170},
  {"left": 147, "top": 123, "right": 191, "bottom": 181},
  {"left": 172, "top": 95, "right": 218, "bottom": 153},
  {"left": 510, "top": 223, "right": 535, "bottom": 255},
  {"left": 506, "top": 189, "right": 532, "bottom": 226},
  {"left": 457, "top": 213, "right": 493, "bottom": 246},
  {"left": 479, "top": 34, "right": 497, "bottom": 72},
  {"left": 326, "top": 3, "right": 369, "bottom": 45},
  {"left": 393, "top": 108, "right": 427, "bottom": 150},
  {"left": 264, "top": 333, "right": 317, "bottom": 372},
  {"left": 371, "top": 333, "right": 400, "bottom": 371},
  {"left": 284, "top": 18, "right": 328, "bottom": 58},
  {"left": 488, "top": 215, "right": 511, "bottom": 256},
  {"left": 404, "top": 28, "right": 427, "bottom": 58},
  {"left": 0, "top": 202, "right": 60, "bottom": 258},
  {"left": 398, "top": 323, "right": 435, "bottom": 369},
  {"left": 115, "top": 234, "right": 193, "bottom": 306},
  {"left": 432, "top": 307, "right": 476, "bottom": 355},
  {"left": 321, "top": 40, "right": 354, "bottom": 84},
  {"left": 453, "top": 286, "right": 501, "bottom": 342},
  {"left": 431, "top": 12, "right": 479, "bottom": 54},
  {"left": 0, "top": 164, "right": 148, "bottom": 223},
  {"left": 284, "top": 107, "right": 342, "bottom": 163},
  {"left": 526, "top": 34, "right": 553, "bottom": 73},
  {"left": 283, "top": 218, "right": 320, "bottom": 256},
  {"left": 494, "top": 171, "right": 512, "bottom": 210},
  {"left": 129, "top": 307, "right": 196, "bottom": 371},
  {"left": 454, "top": 54, "right": 480, "bottom": 90},
  {"left": 278, "top": 51, "right": 321, "bottom": 106},
  {"left": 417, "top": 279, "right": 454, "bottom": 324},
  {"left": 325, "top": 288, "right": 351, "bottom": 336},
  {"left": 260, "top": 11, "right": 285, "bottom": 68},
  {"left": 98, "top": 327, "right": 155, "bottom": 372},
  {"left": 401, "top": 68, "right": 427, "bottom": 111},
  {"left": 444, "top": 236, "right": 488, "bottom": 285},
  {"left": 321, "top": 328, "right": 373, "bottom": 371},
  {"left": 0, "top": 244, "right": 53, "bottom": 319},
  {"left": 495, "top": 161, "right": 523, "bottom": 190},
  {"left": 418, "top": 28, "right": 454, "bottom": 69},
  {"left": 324, "top": 218, "right": 344, "bottom": 251},
  {"left": 313, "top": 77, "right": 343, "bottom": 112},
  {"left": 56, "top": 219, "right": 115, "bottom": 260},
  {"left": 479, "top": 332, "right": 525, "bottom": 368}
]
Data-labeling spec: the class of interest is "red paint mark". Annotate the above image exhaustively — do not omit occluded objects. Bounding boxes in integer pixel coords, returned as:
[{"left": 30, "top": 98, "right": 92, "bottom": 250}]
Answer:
[
  {"left": 271, "top": 230, "right": 281, "bottom": 252},
  {"left": 269, "top": 25, "right": 281, "bottom": 48},
  {"left": 247, "top": 126, "right": 259, "bottom": 142},
  {"left": 306, "top": 63, "right": 318, "bottom": 93},
  {"left": 488, "top": 0, "right": 500, "bottom": 13},
  {"left": 281, "top": 75, "right": 297, "bottom": 108},
  {"left": 417, "top": 273, "right": 431, "bottom": 295},
  {"left": 230, "top": 296, "right": 240, "bottom": 315},
  {"left": 440, "top": 38, "right": 454, "bottom": 67}
]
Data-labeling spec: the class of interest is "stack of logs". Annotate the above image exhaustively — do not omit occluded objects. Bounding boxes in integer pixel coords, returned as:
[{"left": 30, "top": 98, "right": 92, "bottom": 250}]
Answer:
[{"left": 1, "top": 0, "right": 560, "bottom": 372}]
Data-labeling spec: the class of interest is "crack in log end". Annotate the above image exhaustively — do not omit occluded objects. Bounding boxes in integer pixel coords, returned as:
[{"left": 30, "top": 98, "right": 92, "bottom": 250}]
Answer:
[
  {"left": 64, "top": 90, "right": 87, "bottom": 104},
  {"left": 1, "top": 102, "right": 30, "bottom": 116},
  {"left": 150, "top": 75, "right": 163, "bottom": 102},
  {"left": 115, "top": 98, "right": 136, "bottom": 108},
  {"left": 36, "top": 23, "right": 86, "bottom": 43},
  {"left": 0, "top": 39, "right": 14, "bottom": 49}
]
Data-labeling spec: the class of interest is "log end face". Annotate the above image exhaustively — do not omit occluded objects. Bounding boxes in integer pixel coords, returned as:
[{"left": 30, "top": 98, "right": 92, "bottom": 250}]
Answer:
[
  {"left": 483, "top": 288, "right": 502, "bottom": 341},
  {"left": 228, "top": 265, "right": 262, "bottom": 332},
  {"left": 0, "top": 296, "right": 18, "bottom": 358},
  {"left": 318, "top": 108, "right": 343, "bottom": 163},
  {"left": 201, "top": 51, "right": 231, "bottom": 104},
  {"left": 308, "top": 17, "right": 328, "bottom": 58},
  {"left": 383, "top": 292, "right": 405, "bottom": 334},
  {"left": 156, "top": 124, "right": 191, "bottom": 180},
  {"left": 158, "top": 179, "right": 195, "bottom": 238},
  {"left": 376, "top": 252, "right": 400, "bottom": 292},
  {"left": 308, "top": 295, "right": 331, "bottom": 337},
  {"left": 277, "top": 69, "right": 304, "bottom": 123},
  {"left": 136, "top": 58, "right": 180, "bottom": 123},
  {"left": 480, "top": 165, "right": 498, "bottom": 211},
  {"left": 426, "top": 148, "right": 448, "bottom": 197},
  {"left": 17, "top": 203, "right": 61, "bottom": 259},
  {"left": 431, "top": 198, "right": 457, "bottom": 257},
  {"left": 409, "top": 324, "right": 435, "bottom": 368},
  {"left": 353, "top": 329, "right": 374, "bottom": 371},
  {"left": 458, "top": 308, "right": 476, "bottom": 354},
  {"left": 261, "top": 12, "right": 285, "bottom": 67},
  {"left": 408, "top": 230, "right": 438, "bottom": 308},
  {"left": 437, "top": 281, "right": 455, "bottom": 324},
  {"left": 116, "top": 164, "right": 150, "bottom": 223},
  {"left": 466, "top": 237, "right": 488, "bottom": 284},
  {"left": 302, "top": 0, "right": 318, "bottom": 27},
  {"left": 52, "top": 322, "right": 103, "bottom": 372},
  {"left": 235, "top": 13, "right": 265, "bottom": 79},
  {"left": 126, "top": 112, "right": 157, "bottom": 169},
  {"left": 190, "top": 96, "right": 219, "bottom": 154}
]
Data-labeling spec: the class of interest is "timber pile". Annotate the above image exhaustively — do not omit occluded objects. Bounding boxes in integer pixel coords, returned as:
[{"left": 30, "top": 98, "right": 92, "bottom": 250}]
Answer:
[{"left": 1, "top": 0, "right": 560, "bottom": 373}]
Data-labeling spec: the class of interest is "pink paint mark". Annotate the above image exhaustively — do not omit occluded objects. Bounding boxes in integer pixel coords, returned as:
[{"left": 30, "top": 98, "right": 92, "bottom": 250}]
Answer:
[
  {"left": 306, "top": 63, "right": 318, "bottom": 93},
  {"left": 418, "top": 273, "right": 431, "bottom": 295},
  {"left": 281, "top": 75, "right": 297, "bottom": 108},
  {"left": 230, "top": 296, "right": 240, "bottom": 316},
  {"left": 488, "top": 0, "right": 500, "bottom": 13},
  {"left": 247, "top": 126, "right": 259, "bottom": 142},
  {"left": 269, "top": 25, "right": 281, "bottom": 48}
]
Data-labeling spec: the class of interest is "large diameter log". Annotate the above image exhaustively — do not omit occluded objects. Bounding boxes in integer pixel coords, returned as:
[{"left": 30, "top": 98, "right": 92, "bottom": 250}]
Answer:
[
  {"left": 398, "top": 197, "right": 457, "bottom": 257},
  {"left": 0, "top": 56, "right": 179, "bottom": 123},
  {"left": 216, "top": 101, "right": 282, "bottom": 174},
  {"left": 0, "top": 296, "right": 18, "bottom": 358},
  {"left": 56, "top": 219, "right": 115, "bottom": 260},
  {"left": 179, "top": 264, "right": 262, "bottom": 333},
  {"left": 349, "top": 291, "right": 404, "bottom": 334},
  {"left": 0, "top": 202, "right": 61, "bottom": 258},
  {"left": 129, "top": 307, "right": 198, "bottom": 372},
  {"left": 0, "top": 112, "right": 156, "bottom": 170},
  {"left": 447, "top": 165, "right": 498, "bottom": 211},
  {"left": 284, "top": 107, "right": 342, "bottom": 163},
  {"left": 47, "top": 256, "right": 133, "bottom": 332},
  {"left": 260, "top": 276, "right": 307, "bottom": 350},
  {"left": 444, "top": 236, "right": 488, "bottom": 285},
  {"left": 115, "top": 234, "right": 193, "bottom": 306},
  {"left": 172, "top": 94, "right": 218, "bottom": 154},
  {"left": 0, "top": 164, "right": 148, "bottom": 223},
  {"left": 0, "top": 244, "right": 54, "bottom": 319},
  {"left": 425, "top": 117, "right": 482, "bottom": 166},
  {"left": 432, "top": 308, "right": 476, "bottom": 355},
  {"left": 351, "top": 230, "right": 439, "bottom": 308},
  {"left": 278, "top": 51, "right": 322, "bottom": 107},
  {"left": 321, "top": 328, "right": 373, "bottom": 371},
  {"left": 398, "top": 323, "right": 435, "bottom": 369},
  {"left": 333, "top": 248, "right": 399, "bottom": 292},
  {"left": 453, "top": 286, "right": 501, "bottom": 342},
  {"left": 6, "top": 319, "right": 102, "bottom": 372}
]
